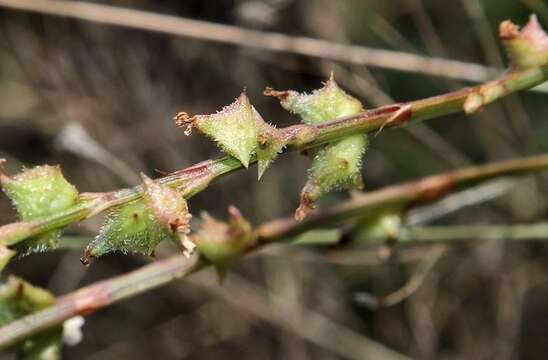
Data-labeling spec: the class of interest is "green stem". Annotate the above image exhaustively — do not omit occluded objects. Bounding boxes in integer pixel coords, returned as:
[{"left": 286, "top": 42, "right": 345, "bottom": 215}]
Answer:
[
  {"left": 3, "top": 154, "right": 548, "bottom": 348},
  {"left": 2, "top": 65, "right": 547, "bottom": 246},
  {"left": 405, "top": 223, "right": 548, "bottom": 242},
  {"left": 256, "top": 154, "right": 548, "bottom": 241},
  {"left": 0, "top": 254, "right": 202, "bottom": 348},
  {"left": 309, "top": 66, "right": 548, "bottom": 144}
]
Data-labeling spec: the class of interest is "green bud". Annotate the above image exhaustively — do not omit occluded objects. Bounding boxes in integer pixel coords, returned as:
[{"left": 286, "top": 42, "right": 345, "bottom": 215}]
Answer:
[
  {"left": 192, "top": 206, "right": 255, "bottom": 277},
  {"left": 0, "top": 164, "right": 78, "bottom": 220},
  {"left": 266, "top": 76, "right": 367, "bottom": 220},
  {"left": 500, "top": 15, "right": 548, "bottom": 69},
  {"left": 0, "top": 161, "right": 78, "bottom": 256},
  {"left": 298, "top": 134, "right": 368, "bottom": 219},
  {"left": 265, "top": 74, "right": 363, "bottom": 125},
  {"left": 0, "top": 276, "right": 62, "bottom": 360},
  {"left": 84, "top": 199, "right": 166, "bottom": 261},
  {"left": 83, "top": 175, "right": 193, "bottom": 264},
  {"left": 351, "top": 210, "right": 403, "bottom": 243},
  {"left": 175, "top": 92, "right": 258, "bottom": 168}
]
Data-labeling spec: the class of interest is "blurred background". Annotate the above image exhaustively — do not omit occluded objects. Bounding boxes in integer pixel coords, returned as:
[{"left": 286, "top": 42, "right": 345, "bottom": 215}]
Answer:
[{"left": 1, "top": 0, "right": 548, "bottom": 359}]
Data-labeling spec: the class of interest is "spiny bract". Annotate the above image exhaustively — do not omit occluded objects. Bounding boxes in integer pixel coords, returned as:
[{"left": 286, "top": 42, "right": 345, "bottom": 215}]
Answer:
[
  {"left": 177, "top": 92, "right": 258, "bottom": 168},
  {"left": 266, "top": 75, "right": 367, "bottom": 220},
  {"left": 267, "top": 75, "right": 363, "bottom": 125},
  {"left": 254, "top": 108, "right": 288, "bottom": 179},
  {"left": 83, "top": 175, "right": 193, "bottom": 263},
  {"left": 85, "top": 199, "right": 170, "bottom": 260},
  {"left": 0, "top": 163, "right": 79, "bottom": 257}
]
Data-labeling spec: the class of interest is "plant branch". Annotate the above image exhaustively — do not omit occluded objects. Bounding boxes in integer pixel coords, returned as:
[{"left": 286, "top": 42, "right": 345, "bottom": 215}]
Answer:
[
  {"left": 3, "top": 154, "right": 548, "bottom": 347},
  {"left": 189, "top": 271, "right": 411, "bottom": 360},
  {"left": 255, "top": 153, "right": 548, "bottom": 241},
  {"left": 405, "top": 223, "right": 548, "bottom": 242},
  {"left": 1, "top": 64, "right": 547, "bottom": 246},
  {"left": 353, "top": 245, "right": 447, "bottom": 309},
  {"left": 0, "top": 0, "right": 498, "bottom": 82}
]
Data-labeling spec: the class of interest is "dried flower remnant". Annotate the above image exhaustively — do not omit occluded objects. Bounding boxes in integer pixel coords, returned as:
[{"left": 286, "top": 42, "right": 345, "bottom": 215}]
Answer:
[
  {"left": 266, "top": 75, "right": 367, "bottom": 220},
  {"left": 192, "top": 206, "right": 255, "bottom": 278},
  {"left": 0, "top": 276, "right": 62, "bottom": 359},
  {"left": 82, "top": 175, "right": 194, "bottom": 264},
  {"left": 500, "top": 15, "right": 548, "bottom": 69},
  {"left": 175, "top": 92, "right": 258, "bottom": 168},
  {"left": 0, "top": 161, "right": 78, "bottom": 257}
]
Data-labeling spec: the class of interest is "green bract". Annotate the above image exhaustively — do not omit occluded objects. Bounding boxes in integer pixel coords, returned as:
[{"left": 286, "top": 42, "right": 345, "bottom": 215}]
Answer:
[
  {"left": 500, "top": 15, "right": 548, "bottom": 69},
  {"left": 176, "top": 92, "right": 258, "bottom": 168},
  {"left": 303, "top": 135, "right": 367, "bottom": 202},
  {"left": 269, "top": 79, "right": 363, "bottom": 125},
  {"left": 0, "top": 163, "right": 78, "bottom": 257},
  {"left": 175, "top": 94, "right": 289, "bottom": 178},
  {"left": 193, "top": 206, "right": 255, "bottom": 277},
  {"left": 266, "top": 76, "right": 367, "bottom": 220},
  {"left": 83, "top": 175, "right": 193, "bottom": 263},
  {"left": 0, "top": 165, "right": 77, "bottom": 220},
  {"left": 350, "top": 210, "right": 404, "bottom": 243},
  {"left": 0, "top": 276, "right": 62, "bottom": 360},
  {"left": 85, "top": 199, "right": 168, "bottom": 260},
  {"left": 254, "top": 108, "right": 288, "bottom": 179}
]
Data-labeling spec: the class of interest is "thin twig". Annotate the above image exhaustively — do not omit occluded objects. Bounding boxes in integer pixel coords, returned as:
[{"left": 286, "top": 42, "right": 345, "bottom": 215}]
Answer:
[
  {"left": 307, "top": 221, "right": 548, "bottom": 267},
  {"left": 190, "top": 271, "right": 411, "bottom": 360},
  {"left": 55, "top": 122, "right": 140, "bottom": 185},
  {"left": 461, "top": 0, "right": 505, "bottom": 67},
  {"left": 0, "top": 0, "right": 498, "bottom": 82},
  {"left": 3, "top": 154, "right": 548, "bottom": 347},
  {"left": 353, "top": 245, "right": 447, "bottom": 308},
  {"left": 1, "top": 63, "right": 547, "bottom": 246},
  {"left": 405, "top": 223, "right": 548, "bottom": 242},
  {"left": 407, "top": 178, "right": 516, "bottom": 225},
  {"left": 255, "top": 154, "right": 548, "bottom": 241}
]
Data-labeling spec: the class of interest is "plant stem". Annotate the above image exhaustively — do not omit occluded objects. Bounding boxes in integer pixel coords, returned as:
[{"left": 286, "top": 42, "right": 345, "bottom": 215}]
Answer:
[
  {"left": 191, "top": 272, "right": 411, "bottom": 360},
  {"left": 255, "top": 153, "right": 548, "bottom": 241},
  {"left": 405, "top": 223, "right": 548, "bottom": 242},
  {"left": 3, "top": 154, "right": 548, "bottom": 348},
  {"left": 0, "top": 254, "right": 202, "bottom": 348},
  {"left": 0, "top": 0, "right": 496, "bottom": 82},
  {"left": 1, "top": 65, "right": 547, "bottom": 246}
]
